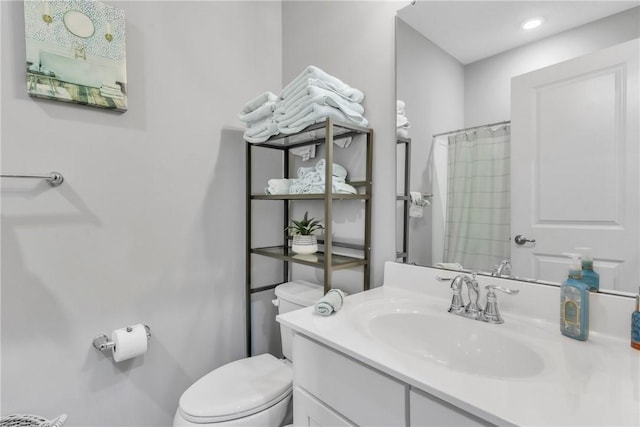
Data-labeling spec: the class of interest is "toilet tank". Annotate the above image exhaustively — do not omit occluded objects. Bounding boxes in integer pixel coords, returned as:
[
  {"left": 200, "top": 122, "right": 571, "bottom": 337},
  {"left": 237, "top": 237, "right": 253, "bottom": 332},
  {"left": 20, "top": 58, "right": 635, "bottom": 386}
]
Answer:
[{"left": 274, "top": 280, "right": 323, "bottom": 361}]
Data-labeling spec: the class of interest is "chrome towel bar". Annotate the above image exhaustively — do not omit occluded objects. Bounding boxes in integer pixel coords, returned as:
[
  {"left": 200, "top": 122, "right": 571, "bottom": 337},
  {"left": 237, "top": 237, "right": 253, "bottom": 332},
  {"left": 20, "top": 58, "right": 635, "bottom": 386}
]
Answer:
[{"left": 0, "top": 172, "right": 64, "bottom": 186}]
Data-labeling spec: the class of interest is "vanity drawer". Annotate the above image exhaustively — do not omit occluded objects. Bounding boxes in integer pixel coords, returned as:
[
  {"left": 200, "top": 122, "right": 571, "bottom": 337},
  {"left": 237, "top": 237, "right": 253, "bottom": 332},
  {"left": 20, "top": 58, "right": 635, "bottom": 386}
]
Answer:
[
  {"left": 293, "top": 334, "right": 407, "bottom": 427},
  {"left": 410, "top": 388, "right": 493, "bottom": 426},
  {"left": 294, "top": 386, "right": 356, "bottom": 427}
]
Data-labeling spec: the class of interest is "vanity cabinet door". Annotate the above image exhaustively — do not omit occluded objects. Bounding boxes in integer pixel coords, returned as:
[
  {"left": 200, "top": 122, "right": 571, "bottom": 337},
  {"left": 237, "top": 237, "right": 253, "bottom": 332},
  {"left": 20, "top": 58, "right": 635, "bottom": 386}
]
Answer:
[
  {"left": 410, "top": 388, "right": 493, "bottom": 426},
  {"left": 293, "top": 334, "right": 407, "bottom": 427},
  {"left": 294, "top": 386, "right": 356, "bottom": 427}
]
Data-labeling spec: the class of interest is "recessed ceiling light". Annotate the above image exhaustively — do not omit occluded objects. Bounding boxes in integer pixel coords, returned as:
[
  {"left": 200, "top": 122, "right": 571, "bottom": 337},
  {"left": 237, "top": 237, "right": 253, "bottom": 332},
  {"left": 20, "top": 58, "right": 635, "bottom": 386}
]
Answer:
[{"left": 521, "top": 17, "right": 543, "bottom": 31}]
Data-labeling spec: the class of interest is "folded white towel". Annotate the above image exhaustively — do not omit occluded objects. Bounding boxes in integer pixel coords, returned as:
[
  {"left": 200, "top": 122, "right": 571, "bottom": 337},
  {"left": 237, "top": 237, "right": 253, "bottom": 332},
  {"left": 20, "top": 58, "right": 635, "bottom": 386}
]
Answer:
[
  {"left": 276, "top": 92, "right": 365, "bottom": 129},
  {"left": 288, "top": 178, "right": 355, "bottom": 195},
  {"left": 277, "top": 85, "right": 364, "bottom": 118},
  {"left": 100, "top": 87, "right": 122, "bottom": 96},
  {"left": 243, "top": 118, "right": 279, "bottom": 143},
  {"left": 240, "top": 91, "right": 278, "bottom": 115},
  {"left": 101, "top": 82, "right": 121, "bottom": 91},
  {"left": 314, "top": 289, "right": 347, "bottom": 316},
  {"left": 279, "top": 104, "right": 368, "bottom": 135},
  {"left": 397, "top": 127, "right": 410, "bottom": 138},
  {"left": 265, "top": 178, "right": 294, "bottom": 195},
  {"left": 279, "top": 78, "right": 365, "bottom": 112},
  {"left": 282, "top": 66, "right": 352, "bottom": 100},
  {"left": 238, "top": 100, "right": 279, "bottom": 123}
]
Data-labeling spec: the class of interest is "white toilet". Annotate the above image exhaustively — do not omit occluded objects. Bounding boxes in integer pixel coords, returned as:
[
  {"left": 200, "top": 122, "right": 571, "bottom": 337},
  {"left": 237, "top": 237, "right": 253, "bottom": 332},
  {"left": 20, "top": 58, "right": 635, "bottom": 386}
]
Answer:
[{"left": 173, "top": 280, "right": 323, "bottom": 426}]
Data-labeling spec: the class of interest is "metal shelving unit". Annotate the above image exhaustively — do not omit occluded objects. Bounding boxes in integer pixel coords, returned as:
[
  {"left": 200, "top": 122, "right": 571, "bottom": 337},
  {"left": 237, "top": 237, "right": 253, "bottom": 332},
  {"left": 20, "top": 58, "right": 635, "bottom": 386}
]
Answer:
[
  {"left": 246, "top": 118, "right": 373, "bottom": 355},
  {"left": 396, "top": 136, "right": 411, "bottom": 262}
]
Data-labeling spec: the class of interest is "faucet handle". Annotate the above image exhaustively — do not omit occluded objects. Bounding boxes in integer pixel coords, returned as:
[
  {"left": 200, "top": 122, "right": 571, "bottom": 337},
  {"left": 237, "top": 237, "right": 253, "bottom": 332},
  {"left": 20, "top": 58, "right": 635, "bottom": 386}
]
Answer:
[
  {"left": 485, "top": 285, "right": 519, "bottom": 296},
  {"left": 447, "top": 275, "right": 466, "bottom": 314},
  {"left": 483, "top": 285, "right": 519, "bottom": 324}
]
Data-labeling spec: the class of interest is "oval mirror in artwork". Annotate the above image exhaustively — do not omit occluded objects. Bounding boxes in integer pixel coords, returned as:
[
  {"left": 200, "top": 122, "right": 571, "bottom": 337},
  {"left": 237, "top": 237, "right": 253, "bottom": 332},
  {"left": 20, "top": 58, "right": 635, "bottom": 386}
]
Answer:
[{"left": 63, "top": 10, "right": 95, "bottom": 38}]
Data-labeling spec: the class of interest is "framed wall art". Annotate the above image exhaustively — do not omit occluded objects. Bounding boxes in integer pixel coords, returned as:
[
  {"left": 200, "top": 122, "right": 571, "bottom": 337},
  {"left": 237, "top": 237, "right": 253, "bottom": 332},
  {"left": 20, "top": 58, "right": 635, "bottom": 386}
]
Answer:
[{"left": 24, "top": 0, "right": 127, "bottom": 112}]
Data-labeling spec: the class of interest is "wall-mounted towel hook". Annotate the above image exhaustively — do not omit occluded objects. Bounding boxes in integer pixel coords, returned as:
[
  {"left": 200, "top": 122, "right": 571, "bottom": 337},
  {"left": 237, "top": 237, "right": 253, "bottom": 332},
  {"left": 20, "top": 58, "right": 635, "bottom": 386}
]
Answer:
[{"left": 92, "top": 325, "right": 151, "bottom": 352}]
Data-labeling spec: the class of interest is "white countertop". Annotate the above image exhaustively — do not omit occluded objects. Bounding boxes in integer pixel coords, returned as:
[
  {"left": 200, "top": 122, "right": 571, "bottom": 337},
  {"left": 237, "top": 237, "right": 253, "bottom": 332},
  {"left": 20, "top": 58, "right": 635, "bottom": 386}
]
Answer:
[{"left": 277, "top": 262, "right": 640, "bottom": 426}]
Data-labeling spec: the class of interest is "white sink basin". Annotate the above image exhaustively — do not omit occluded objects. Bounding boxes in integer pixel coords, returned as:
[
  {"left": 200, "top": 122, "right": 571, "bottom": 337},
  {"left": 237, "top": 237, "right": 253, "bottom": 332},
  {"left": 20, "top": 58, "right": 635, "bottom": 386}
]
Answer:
[{"left": 350, "top": 298, "right": 546, "bottom": 379}]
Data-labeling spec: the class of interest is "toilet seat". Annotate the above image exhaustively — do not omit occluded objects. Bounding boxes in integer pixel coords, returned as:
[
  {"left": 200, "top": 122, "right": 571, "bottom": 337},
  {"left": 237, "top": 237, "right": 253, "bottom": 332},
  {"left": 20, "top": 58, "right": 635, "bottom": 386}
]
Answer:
[{"left": 178, "top": 353, "right": 292, "bottom": 424}]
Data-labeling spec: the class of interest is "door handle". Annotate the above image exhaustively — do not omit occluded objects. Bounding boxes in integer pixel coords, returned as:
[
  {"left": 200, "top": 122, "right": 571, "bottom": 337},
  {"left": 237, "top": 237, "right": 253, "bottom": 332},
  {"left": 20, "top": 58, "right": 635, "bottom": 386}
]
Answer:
[{"left": 514, "top": 235, "right": 536, "bottom": 246}]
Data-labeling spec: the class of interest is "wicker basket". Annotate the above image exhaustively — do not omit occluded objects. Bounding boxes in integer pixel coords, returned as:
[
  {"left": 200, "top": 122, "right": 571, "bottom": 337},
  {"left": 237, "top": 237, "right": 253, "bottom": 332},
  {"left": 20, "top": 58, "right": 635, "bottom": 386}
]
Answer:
[{"left": 0, "top": 414, "right": 67, "bottom": 427}]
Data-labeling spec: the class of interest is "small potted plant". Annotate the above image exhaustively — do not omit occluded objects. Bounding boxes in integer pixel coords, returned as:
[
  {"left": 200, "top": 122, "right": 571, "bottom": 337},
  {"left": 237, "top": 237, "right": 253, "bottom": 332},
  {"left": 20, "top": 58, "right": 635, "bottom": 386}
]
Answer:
[{"left": 286, "top": 211, "right": 324, "bottom": 254}]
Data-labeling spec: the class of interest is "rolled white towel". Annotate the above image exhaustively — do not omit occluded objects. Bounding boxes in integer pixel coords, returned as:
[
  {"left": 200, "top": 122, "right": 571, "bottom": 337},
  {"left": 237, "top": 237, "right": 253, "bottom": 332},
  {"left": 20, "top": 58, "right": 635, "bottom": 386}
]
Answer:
[
  {"left": 276, "top": 86, "right": 364, "bottom": 118},
  {"left": 397, "top": 114, "right": 410, "bottom": 129},
  {"left": 397, "top": 127, "right": 410, "bottom": 138},
  {"left": 397, "top": 99, "right": 406, "bottom": 111},
  {"left": 314, "top": 289, "right": 347, "bottom": 316}
]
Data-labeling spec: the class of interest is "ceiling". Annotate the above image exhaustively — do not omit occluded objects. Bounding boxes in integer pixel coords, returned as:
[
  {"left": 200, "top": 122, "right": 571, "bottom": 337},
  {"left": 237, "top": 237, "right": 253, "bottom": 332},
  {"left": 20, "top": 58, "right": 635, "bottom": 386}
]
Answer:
[{"left": 397, "top": 1, "right": 639, "bottom": 64}]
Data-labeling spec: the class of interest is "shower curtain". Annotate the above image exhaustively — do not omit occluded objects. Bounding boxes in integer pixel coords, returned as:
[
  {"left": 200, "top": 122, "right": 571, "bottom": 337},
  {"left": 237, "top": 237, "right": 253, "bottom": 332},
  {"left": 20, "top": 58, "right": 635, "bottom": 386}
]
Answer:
[{"left": 442, "top": 124, "right": 510, "bottom": 272}]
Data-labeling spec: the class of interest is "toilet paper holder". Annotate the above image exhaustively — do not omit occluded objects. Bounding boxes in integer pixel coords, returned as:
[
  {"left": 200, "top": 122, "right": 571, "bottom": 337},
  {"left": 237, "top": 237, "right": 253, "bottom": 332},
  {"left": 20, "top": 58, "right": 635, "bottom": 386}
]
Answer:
[{"left": 92, "top": 325, "right": 152, "bottom": 352}]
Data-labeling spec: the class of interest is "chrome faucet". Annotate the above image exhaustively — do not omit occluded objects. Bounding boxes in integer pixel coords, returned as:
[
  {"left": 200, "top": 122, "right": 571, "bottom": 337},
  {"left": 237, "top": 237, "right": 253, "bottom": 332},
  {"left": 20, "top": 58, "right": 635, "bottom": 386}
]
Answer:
[
  {"left": 448, "top": 273, "right": 482, "bottom": 320},
  {"left": 492, "top": 259, "right": 512, "bottom": 277},
  {"left": 483, "top": 285, "right": 519, "bottom": 324},
  {"left": 448, "top": 274, "right": 519, "bottom": 323}
]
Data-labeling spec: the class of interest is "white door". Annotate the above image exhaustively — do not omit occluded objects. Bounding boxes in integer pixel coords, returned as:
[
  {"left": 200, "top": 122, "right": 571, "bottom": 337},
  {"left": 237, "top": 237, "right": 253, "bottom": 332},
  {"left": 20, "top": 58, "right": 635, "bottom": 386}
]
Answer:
[{"left": 511, "top": 39, "right": 639, "bottom": 292}]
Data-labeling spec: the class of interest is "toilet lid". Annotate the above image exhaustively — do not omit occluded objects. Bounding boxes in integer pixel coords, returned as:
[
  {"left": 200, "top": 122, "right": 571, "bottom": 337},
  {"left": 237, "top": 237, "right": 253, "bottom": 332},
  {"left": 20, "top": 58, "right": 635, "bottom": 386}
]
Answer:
[{"left": 178, "top": 353, "right": 292, "bottom": 424}]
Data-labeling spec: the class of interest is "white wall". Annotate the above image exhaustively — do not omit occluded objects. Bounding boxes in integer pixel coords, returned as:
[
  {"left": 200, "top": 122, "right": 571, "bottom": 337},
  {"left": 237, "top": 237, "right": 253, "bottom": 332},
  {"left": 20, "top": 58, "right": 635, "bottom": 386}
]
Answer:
[
  {"left": 281, "top": 1, "right": 399, "bottom": 290},
  {"left": 465, "top": 7, "right": 640, "bottom": 127},
  {"left": 1, "top": 1, "right": 281, "bottom": 425},
  {"left": 396, "top": 18, "right": 464, "bottom": 266}
]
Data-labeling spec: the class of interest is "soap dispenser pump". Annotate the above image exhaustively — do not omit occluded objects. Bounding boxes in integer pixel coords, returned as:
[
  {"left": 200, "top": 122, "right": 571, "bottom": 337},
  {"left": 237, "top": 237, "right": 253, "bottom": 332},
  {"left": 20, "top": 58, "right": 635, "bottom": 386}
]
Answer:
[
  {"left": 560, "top": 253, "right": 589, "bottom": 341},
  {"left": 576, "top": 247, "right": 600, "bottom": 292}
]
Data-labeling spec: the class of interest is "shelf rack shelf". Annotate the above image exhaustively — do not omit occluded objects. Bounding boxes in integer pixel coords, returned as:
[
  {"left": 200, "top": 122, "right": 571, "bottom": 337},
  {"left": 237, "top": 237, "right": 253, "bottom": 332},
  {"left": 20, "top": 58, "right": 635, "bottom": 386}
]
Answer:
[{"left": 246, "top": 118, "right": 372, "bottom": 355}]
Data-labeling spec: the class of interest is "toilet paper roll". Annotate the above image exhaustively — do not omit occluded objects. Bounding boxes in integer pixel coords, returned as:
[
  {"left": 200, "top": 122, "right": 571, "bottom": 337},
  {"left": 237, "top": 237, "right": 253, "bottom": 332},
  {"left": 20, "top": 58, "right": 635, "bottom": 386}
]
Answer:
[{"left": 111, "top": 324, "right": 148, "bottom": 362}]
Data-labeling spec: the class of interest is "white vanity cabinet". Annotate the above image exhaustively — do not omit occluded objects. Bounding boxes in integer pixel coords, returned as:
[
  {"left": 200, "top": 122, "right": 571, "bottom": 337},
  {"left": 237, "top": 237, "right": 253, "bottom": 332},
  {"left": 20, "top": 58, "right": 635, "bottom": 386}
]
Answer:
[{"left": 292, "top": 334, "right": 493, "bottom": 427}]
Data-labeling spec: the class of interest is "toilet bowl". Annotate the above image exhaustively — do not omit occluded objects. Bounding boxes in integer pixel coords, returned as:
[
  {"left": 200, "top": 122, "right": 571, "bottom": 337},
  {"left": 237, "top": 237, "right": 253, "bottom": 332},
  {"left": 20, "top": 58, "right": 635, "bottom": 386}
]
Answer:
[{"left": 173, "top": 280, "right": 323, "bottom": 426}]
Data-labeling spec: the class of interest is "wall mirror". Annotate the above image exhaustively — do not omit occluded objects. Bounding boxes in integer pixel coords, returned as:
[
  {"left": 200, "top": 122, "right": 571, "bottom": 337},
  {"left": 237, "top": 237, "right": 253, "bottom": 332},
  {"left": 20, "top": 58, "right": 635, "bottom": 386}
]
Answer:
[
  {"left": 63, "top": 10, "right": 95, "bottom": 38},
  {"left": 395, "top": 1, "right": 639, "bottom": 293}
]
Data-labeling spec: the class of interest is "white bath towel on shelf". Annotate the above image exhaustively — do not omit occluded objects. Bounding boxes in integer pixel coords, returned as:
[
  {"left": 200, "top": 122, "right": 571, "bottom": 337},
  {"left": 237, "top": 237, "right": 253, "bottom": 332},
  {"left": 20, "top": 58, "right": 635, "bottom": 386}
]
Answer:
[
  {"left": 240, "top": 91, "right": 278, "bottom": 115},
  {"left": 279, "top": 78, "right": 364, "bottom": 110},
  {"left": 238, "top": 99, "right": 279, "bottom": 123},
  {"left": 276, "top": 92, "right": 365, "bottom": 128},
  {"left": 314, "top": 289, "right": 347, "bottom": 316},
  {"left": 265, "top": 178, "right": 294, "bottom": 195},
  {"left": 279, "top": 104, "right": 368, "bottom": 135},
  {"left": 282, "top": 66, "right": 352, "bottom": 100},
  {"left": 397, "top": 127, "right": 410, "bottom": 138},
  {"left": 243, "top": 118, "right": 279, "bottom": 143}
]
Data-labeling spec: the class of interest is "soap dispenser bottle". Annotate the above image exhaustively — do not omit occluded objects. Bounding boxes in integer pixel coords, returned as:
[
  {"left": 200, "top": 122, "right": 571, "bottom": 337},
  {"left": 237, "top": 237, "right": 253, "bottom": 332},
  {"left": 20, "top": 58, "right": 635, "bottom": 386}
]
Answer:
[
  {"left": 576, "top": 247, "right": 600, "bottom": 292},
  {"left": 560, "top": 253, "right": 589, "bottom": 341}
]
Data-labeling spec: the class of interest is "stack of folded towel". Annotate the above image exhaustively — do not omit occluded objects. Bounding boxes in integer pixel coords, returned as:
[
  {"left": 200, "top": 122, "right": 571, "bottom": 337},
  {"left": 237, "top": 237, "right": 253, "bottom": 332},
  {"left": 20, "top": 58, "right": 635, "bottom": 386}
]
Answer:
[
  {"left": 265, "top": 159, "right": 357, "bottom": 195},
  {"left": 314, "top": 289, "right": 347, "bottom": 316},
  {"left": 239, "top": 91, "right": 279, "bottom": 144},
  {"left": 276, "top": 66, "right": 367, "bottom": 135},
  {"left": 100, "top": 82, "right": 123, "bottom": 100},
  {"left": 239, "top": 66, "right": 368, "bottom": 149},
  {"left": 397, "top": 99, "right": 410, "bottom": 138}
]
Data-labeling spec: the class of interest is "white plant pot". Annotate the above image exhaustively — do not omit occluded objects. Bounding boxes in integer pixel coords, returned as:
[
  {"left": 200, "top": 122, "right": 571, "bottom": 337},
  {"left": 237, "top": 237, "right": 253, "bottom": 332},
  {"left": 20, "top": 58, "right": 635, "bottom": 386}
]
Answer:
[{"left": 292, "top": 235, "right": 318, "bottom": 254}]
